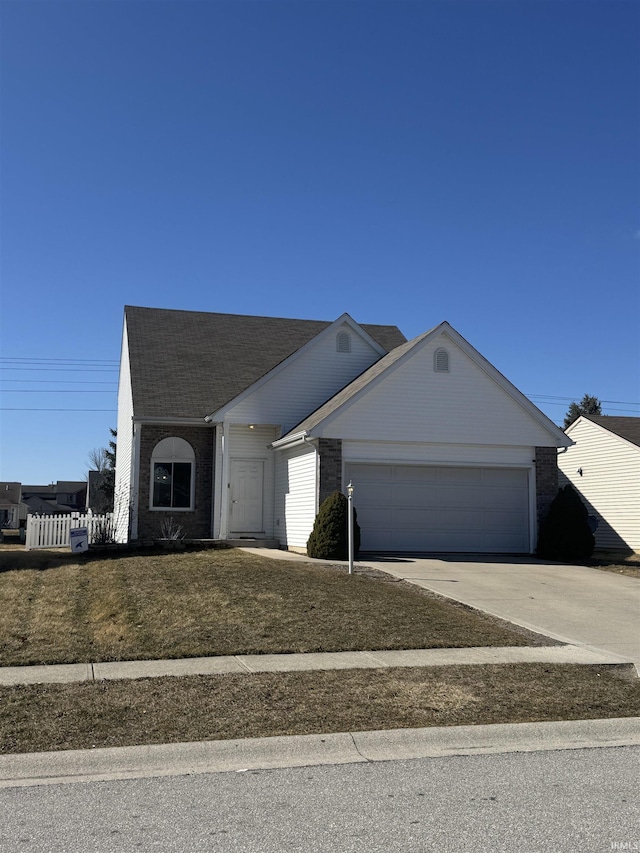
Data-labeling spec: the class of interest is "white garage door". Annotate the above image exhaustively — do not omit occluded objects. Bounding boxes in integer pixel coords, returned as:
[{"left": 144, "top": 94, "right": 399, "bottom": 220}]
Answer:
[{"left": 345, "top": 464, "right": 530, "bottom": 553}]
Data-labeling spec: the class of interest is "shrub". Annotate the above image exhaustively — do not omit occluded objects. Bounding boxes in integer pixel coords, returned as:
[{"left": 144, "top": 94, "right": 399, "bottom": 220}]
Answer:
[
  {"left": 536, "top": 484, "right": 595, "bottom": 562},
  {"left": 307, "top": 491, "right": 361, "bottom": 560}
]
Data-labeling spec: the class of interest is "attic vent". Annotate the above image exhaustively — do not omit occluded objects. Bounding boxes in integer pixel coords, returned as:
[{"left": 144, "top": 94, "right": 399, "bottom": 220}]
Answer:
[
  {"left": 434, "top": 348, "right": 450, "bottom": 373},
  {"left": 336, "top": 331, "right": 351, "bottom": 353}
]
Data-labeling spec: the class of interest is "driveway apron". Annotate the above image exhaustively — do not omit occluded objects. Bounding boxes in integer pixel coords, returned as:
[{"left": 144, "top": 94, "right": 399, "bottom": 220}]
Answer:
[{"left": 359, "top": 556, "right": 640, "bottom": 669}]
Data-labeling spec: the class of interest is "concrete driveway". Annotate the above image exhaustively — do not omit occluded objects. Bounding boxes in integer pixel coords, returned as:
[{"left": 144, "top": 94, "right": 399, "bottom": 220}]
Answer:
[{"left": 358, "top": 555, "right": 640, "bottom": 669}]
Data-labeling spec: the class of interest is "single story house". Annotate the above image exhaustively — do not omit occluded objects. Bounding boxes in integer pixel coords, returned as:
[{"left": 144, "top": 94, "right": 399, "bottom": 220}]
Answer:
[
  {"left": 114, "top": 306, "right": 570, "bottom": 553},
  {"left": 558, "top": 415, "right": 640, "bottom": 552}
]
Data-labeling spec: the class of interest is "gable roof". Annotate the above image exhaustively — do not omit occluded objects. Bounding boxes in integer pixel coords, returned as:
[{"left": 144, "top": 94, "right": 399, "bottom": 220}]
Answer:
[
  {"left": 125, "top": 306, "right": 407, "bottom": 420},
  {"left": 580, "top": 415, "right": 640, "bottom": 448},
  {"left": 275, "top": 321, "right": 570, "bottom": 446},
  {"left": 0, "top": 483, "right": 21, "bottom": 506}
]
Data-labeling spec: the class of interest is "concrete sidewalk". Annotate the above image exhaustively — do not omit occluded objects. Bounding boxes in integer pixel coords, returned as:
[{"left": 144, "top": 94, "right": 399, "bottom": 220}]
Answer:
[{"left": 0, "top": 643, "right": 633, "bottom": 686}]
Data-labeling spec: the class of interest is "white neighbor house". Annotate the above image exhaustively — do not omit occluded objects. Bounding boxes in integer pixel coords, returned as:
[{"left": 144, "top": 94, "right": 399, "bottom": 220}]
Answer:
[
  {"left": 114, "top": 306, "right": 570, "bottom": 553},
  {"left": 558, "top": 415, "right": 640, "bottom": 552}
]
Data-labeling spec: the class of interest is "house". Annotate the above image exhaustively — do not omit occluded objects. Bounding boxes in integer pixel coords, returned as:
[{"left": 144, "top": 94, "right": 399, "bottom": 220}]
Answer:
[
  {"left": 558, "top": 415, "right": 640, "bottom": 552},
  {"left": 0, "top": 483, "right": 23, "bottom": 529},
  {"left": 21, "top": 482, "right": 87, "bottom": 516},
  {"left": 114, "top": 306, "right": 570, "bottom": 553}
]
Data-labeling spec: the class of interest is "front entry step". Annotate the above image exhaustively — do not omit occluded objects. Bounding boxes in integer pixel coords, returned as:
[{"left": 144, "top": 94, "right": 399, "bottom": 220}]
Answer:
[{"left": 226, "top": 538, "right": 281, "bottom": 549}]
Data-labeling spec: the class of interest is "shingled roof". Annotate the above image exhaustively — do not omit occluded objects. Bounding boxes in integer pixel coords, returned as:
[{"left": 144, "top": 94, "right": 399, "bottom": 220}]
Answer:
[
  {"left": 582, "top": 415, "right": 640, "bottom": 448},
  {"left": 125, "top": 306, "right": 407, "bottom": 419}
]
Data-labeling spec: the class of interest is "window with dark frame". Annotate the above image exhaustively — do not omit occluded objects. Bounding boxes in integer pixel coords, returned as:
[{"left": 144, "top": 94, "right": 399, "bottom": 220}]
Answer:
[
  {"left": 152, "top": 461, "right": 192, "bottom": 508},
  {"left": 150, "top": 436, "right": 195, "bottom": 511}
]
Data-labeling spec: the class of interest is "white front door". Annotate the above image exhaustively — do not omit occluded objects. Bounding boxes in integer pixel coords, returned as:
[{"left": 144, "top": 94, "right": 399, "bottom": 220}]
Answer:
[{"left": 230, "top": 459, "right": 265, "bottom": 534}]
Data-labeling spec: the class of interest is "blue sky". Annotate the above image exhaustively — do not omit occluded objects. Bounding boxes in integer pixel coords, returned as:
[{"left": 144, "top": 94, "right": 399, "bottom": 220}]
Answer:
[{"left": 1, "top": 0, "right": 638, "bottom": 485}]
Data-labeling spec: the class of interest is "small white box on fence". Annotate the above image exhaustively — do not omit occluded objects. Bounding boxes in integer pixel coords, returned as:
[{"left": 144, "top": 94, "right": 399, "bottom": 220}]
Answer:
[{"left": 70, "top": 527, "right": 89, "bottom": 553}]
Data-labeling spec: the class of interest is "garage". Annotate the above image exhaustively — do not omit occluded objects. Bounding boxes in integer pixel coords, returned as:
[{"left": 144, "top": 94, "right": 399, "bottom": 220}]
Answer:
[{"left": 345, "top": 463, "right": 530, "bottom": 553}]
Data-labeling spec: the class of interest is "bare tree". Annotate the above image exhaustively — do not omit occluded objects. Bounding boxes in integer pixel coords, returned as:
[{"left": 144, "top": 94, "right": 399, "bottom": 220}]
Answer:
[{"left": 86, "top": 447, "right": 109, "bottom": 474}]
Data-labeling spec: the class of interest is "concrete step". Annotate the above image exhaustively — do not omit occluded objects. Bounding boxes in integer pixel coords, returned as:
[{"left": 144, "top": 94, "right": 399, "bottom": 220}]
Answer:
[{"left": 226, "top": 538, "right": 281, "bottom": 549}]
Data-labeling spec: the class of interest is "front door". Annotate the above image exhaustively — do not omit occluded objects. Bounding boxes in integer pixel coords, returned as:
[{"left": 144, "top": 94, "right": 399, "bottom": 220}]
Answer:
[{"left": 230, "top": 459, "right": 264, "bottom": 534}]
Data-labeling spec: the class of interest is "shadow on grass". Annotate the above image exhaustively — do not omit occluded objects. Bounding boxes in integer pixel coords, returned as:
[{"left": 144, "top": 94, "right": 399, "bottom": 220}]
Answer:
[{"left": 0, "top": 544, "right": 223, "bottom": 574}]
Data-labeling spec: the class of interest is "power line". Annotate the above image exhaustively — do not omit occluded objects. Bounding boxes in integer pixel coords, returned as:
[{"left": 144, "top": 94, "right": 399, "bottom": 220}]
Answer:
[
  {"left": 0, "top": 379, "right": 118, "bottom": 385},
  {"left": 0, "top": 408, "right": 117, "bottom": 412},
  {"left": 0, "top": 357, "right": 119, "bottom": 364},
  {"left": 0, "top": 390, "right": 116, "bottom": 393},
  {"left": 0, "top": 367, "right": 118, "bottom": 372}
]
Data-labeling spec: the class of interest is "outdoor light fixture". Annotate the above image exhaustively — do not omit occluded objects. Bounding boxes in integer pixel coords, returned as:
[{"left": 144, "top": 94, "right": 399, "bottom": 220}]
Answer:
[
  {"left": 578, "top": 468, "right": 584, "bottom": 476},
  {"left": 347, "top": 481, "right": 354, "bottom": 575}
]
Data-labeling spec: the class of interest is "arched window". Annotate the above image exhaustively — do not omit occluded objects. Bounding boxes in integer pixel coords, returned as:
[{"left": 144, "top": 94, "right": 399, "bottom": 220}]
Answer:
[
  {"left": 434, "top": 348, "right": 450, "bottom": 373},
  {"left": 336, "top": 331, "right": 351, "bottom": 353},
  {"left": 150, "top": 437, "right": 195, "bottom": 510}
]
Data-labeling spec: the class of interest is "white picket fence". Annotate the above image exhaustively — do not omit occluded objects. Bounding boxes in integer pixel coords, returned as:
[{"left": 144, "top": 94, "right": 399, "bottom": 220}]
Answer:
[{"left": 25, "top": 512, "right": 115, "bottom": 551}]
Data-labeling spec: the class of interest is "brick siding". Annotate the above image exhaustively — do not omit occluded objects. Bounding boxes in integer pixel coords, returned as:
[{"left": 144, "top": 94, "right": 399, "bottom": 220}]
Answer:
[
  {"left": 136, "top": 425, "right": 214, "bottom": 540},
  {"left": 535, "top": 446, "right": 559, "bottom": 535}
]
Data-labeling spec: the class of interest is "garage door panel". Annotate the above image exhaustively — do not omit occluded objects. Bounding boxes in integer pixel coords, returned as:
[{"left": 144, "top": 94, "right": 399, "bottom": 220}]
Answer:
[
  {"left": 480, "top": 487, "right": 529, "bottom": 510},
  {"left": 392, "top": 484, "right": 440, "bottom": 508},
  {"left": 354, "top": 466, "right": 393, "bottom": 484},
  {"left": 359, "top": 483, "right": 394, "bottom": 505},
  {"left": 347, "top": 463, "right": 530, "bottom": 554},
  {"left": 439, "top": 467, "right": 483, "bottom": 485}
]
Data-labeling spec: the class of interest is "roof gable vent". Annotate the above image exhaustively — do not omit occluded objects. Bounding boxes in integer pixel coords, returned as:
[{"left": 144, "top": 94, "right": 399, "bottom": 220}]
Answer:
[
  {"left": 434, "top": 348, "right": 450, "bottom": 373},
  {"left": 336, "top": 331, "right": 351, "bottom": 353}
]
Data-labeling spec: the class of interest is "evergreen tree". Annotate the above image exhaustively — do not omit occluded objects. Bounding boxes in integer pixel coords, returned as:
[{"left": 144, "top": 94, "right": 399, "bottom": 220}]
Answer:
[
  {"left": 564, "top": 394, "right": 602, "bottom": 429},
  {"left": 307, "top": 491, "right": 361, "bottom": 560},
  {"left": 536, "top": 484, "right": 595, "bottom": 562}
]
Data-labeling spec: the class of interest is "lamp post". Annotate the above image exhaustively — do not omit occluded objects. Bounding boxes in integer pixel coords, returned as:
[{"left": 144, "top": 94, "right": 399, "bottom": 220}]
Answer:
[{"left": 347, "top": 481, "right": 354, "bottom": 575}]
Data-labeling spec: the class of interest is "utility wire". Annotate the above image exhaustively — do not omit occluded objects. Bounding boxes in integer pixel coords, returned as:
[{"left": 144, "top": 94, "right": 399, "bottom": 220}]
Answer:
[
  {"left": 0, "top": 357, "right": 118, "bottom": 364},
  {"left": 0, "top": 408, "right": 117, "bottom": 412},
  {"left": 0, "top": 380, "right": 118, "bottom": 385},
  {"left": 0, "top": 367, "right": 118, "bottom": 372}
]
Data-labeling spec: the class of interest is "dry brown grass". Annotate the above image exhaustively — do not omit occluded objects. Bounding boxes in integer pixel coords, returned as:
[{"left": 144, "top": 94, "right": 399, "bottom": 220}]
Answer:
[
  {"left": 2, "top": 663, "right": 638, "bottom": 754},
  {"left": 0, "top": 548, "right": 550, "bottom": 667}
]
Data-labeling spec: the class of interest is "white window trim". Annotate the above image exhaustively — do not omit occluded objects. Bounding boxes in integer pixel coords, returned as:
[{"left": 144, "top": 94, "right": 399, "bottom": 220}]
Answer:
[{"left": 149, "top": 437, "right": 196, "bottom": 512}]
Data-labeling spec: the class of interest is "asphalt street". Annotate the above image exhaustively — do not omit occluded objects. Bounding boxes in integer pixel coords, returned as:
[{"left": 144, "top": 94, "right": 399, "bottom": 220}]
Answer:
[{"left": 2, "top": 746, "right": 638, "bottom": 852}]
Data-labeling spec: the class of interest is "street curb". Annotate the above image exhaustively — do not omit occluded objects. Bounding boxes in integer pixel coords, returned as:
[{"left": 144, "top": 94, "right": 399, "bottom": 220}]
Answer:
[{"left": 1, "top": 717, "right": 639, "bottom": 789}]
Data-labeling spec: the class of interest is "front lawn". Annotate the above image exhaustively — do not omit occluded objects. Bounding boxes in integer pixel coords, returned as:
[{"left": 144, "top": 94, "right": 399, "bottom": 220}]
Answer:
[
  {"left": 0, "top": 547, "right": 550, "bottom": 667},
  {"left": 2, "top": 663, "right": 639, "bottom": 754}
]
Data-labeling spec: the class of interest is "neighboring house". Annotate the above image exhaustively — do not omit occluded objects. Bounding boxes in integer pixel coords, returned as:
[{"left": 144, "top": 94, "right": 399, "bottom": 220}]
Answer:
[
  {"left": 558, "top": 415, "right": 640, "bottom": 552},
  {"left": 0, "top": 483, "right": 23, "bottom": 528},
  {"left": 114, "top": 306, "right": 570, "bottom": 553},
  {"left": 21, "top": 482, "right": 87, "bottom": 516}
]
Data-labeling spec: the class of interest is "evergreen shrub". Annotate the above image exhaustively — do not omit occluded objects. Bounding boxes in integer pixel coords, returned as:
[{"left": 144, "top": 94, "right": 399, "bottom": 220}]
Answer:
[
  {"left": 536, "top": 484, "right": 595, "bottom": 562},
  {"left": 306, "top": 490, "right": 361, "bottom": 560}
]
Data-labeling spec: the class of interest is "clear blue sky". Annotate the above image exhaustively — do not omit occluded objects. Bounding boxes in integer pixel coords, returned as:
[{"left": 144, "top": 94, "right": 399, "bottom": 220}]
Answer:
[{"left": 1, "top": 0, "right": 638, "bottom": 485}]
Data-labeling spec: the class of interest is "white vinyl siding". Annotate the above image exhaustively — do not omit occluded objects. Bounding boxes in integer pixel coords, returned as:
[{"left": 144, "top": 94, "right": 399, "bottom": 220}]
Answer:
[
  {"left": 346, "top": 463, "right": 530, "bottom": 553},
  {"left": 274, "top": 443, "right": 318, "bottom": 549},
  {"left": 558, "top": 419, "right": 640, "bottom": 551},
  {"left": 343, "top": 441, "right": 535, "bottom": 467},
  {"left": 220, "top": 322, "right": 383, "bottom": 434},
  {"left": 318, "top": 334, "right": 557, "bottom": 447},
  {"left": 114, "top": 322, "right": 134, "bottom": 542}
]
